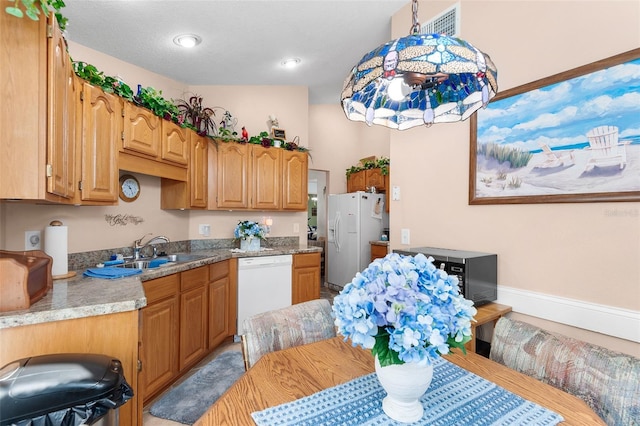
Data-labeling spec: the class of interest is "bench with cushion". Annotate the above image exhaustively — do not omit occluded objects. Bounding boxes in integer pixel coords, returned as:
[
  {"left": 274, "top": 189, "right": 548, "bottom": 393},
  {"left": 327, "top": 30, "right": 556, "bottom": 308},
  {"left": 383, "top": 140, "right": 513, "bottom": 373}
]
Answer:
[{"left": 490, "top": 316, "right": 640, "bottom": 426}]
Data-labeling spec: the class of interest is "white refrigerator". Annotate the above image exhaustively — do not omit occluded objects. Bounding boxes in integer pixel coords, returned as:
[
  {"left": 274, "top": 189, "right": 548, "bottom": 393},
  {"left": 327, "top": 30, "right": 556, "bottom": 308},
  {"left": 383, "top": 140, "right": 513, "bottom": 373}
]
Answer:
[{"left": 327, "top": 192, "right": 388, "bottom": 289}]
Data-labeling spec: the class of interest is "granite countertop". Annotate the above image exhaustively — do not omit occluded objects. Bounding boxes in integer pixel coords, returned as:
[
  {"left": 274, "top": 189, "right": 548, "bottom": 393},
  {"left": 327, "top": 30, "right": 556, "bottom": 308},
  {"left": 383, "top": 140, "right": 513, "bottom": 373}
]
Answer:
[
  {"left": 370, "top": 240, "right": 390, "bottom": 246},
  {"left": 0, "top": 245, "right": 321, "bottom": 329}
]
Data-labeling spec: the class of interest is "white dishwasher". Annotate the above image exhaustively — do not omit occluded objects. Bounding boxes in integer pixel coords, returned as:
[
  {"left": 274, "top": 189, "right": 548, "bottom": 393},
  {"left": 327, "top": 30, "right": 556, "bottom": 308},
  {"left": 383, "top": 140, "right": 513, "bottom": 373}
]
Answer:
[{"left": 237, "top": 255, "right": 292, "bottom": 335}]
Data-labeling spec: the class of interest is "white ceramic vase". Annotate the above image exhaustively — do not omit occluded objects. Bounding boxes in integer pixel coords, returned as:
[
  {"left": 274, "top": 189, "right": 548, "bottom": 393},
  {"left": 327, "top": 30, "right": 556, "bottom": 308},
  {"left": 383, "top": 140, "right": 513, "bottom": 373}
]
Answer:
[
  {"left": 374, "top": 356, "right": 434, "bottom": 423},
  {"left": 240, "top": 237, "right": 260, "bottom": 251}
]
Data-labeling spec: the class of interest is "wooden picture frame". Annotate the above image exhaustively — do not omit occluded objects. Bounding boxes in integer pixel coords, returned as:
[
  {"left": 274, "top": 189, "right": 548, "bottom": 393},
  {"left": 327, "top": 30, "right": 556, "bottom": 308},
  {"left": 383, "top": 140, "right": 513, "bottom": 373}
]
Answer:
[
  {"left": 271, "top": 127, "right": 286, "bottom": 140},
  {"left": 469, "top": 48, "right": 640, "bottom": 205}
]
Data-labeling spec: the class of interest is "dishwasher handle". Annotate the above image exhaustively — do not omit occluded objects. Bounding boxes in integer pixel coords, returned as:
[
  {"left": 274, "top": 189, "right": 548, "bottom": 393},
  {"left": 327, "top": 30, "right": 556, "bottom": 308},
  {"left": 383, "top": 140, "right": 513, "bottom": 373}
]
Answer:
[{"left": 238, "top": 255, "right": 293, "bottom": 269}]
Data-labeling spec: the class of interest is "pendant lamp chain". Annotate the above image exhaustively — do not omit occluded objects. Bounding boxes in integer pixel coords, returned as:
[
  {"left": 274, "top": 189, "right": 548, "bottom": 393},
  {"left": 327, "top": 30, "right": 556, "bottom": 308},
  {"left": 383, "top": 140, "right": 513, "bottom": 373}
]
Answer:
[{"left": 410, "top": 0, "right": 421, "bottom": 35}]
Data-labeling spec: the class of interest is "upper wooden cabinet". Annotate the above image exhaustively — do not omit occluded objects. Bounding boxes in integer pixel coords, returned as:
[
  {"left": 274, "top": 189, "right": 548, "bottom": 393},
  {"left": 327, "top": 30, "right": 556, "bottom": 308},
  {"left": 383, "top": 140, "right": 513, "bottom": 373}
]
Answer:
[
  {"left": 48, "top": 19, "right": 77, "bottom": 200},
  {"left": 161, "top": 132, "right": 208, "bottom": 209},
  {"left": 252, "top": 145, "right": 281, "bottom": 210},
  {"left": 208, "top": 142, "right": 308, "bottom": 211},
  {"left": 282, "top": 150, "right": 308, "bottom": 211},
  {"left": 122, "top": 102, "right": 161, "bottom": 158},
  {"left": 0, "top": 12, "right": 76, "bottom": 202},
  {"left": 347, "top": 168, "right": 388, "bottom": 194},
  {"left": 210, "top": 142, "right": 251, "bottom": 209},
  {"left": 75, "top": 81, "right": 120, "bottom": 203},
  {"left": 161, "top": 121, "right": 189, "bottom": 166}
]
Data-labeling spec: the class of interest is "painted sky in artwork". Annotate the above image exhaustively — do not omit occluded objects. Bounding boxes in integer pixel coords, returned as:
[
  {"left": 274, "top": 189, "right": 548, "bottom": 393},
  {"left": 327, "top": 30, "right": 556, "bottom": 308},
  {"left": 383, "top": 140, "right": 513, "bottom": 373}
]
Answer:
[{"left": 476, "top": 56, "right": 640, "bottom": 153}]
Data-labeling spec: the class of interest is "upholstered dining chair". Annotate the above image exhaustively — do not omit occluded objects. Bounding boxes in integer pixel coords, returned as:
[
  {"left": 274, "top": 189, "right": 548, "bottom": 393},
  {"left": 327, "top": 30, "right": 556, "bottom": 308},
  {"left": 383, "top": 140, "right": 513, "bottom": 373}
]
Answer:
[{"left": 241, "top": 298, "right": 336, "bottom": 370}]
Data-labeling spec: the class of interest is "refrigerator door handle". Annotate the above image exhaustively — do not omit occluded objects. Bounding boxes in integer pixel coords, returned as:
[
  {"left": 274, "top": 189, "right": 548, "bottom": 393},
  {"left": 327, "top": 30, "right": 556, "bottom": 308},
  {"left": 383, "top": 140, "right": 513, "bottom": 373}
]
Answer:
[{"left": 334, "top": 212, "right": 341, "bottom": 251}]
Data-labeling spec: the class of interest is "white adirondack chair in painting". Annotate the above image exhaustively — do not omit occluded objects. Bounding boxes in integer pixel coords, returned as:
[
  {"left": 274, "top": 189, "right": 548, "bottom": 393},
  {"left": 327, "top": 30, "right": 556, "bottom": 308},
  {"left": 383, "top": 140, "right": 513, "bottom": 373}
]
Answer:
[
  {"left": 535, "top": 143, "right": 575, "bottom": 168},
  {"left": 584, "top": 126, "right": 628, "bottom": 172}
]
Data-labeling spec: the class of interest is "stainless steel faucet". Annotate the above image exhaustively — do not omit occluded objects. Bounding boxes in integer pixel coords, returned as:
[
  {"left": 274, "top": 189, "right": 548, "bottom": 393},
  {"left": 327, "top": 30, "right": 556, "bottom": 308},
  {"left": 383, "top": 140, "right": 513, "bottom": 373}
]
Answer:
[{"left": 133, "top": 234, "right": 170, "bottom": 259}]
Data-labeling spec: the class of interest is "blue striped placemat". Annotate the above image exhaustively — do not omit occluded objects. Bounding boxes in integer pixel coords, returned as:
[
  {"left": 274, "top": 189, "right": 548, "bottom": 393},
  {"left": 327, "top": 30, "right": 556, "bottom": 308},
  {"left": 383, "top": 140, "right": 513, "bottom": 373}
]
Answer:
[{"left": 251, "top": 357, "right": 564, "bottom": 425}]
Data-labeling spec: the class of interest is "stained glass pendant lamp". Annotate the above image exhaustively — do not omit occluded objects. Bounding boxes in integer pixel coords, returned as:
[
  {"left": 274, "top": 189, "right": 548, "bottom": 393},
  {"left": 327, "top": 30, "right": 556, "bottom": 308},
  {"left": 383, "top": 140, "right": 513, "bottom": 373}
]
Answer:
[{"left": 341, "top": 0, "right": 498, "bottom": 130}]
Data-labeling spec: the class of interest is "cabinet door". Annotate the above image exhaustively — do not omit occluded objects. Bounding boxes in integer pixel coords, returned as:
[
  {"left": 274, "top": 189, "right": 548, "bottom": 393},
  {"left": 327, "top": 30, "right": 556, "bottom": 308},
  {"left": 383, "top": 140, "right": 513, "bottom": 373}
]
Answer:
[
  {"left": 123, "top": 103, "right": 160, "bottom": 158},
  {"left": 292, "top": 252, "right": 321, "bottom": 304},
  {"left": 347, "top": 170, "right": 366, "bottom": 193},
  {"left": 281, "top": 150, "right": 308, "bottom": 211},
  {"left": 140, "top": 295, "right": 179, "bottom": 402},
  {"left": 370, "top": 243, "right": 388, "bottom": 263},
  {"left": 208, "top": 277, "right": 229, "bottom": 349},
  {"left": 47, "top": 19, "right": 76, "bottom": 199},
  {"left": 179, "top": 285, "right": 208, "bottom": 371},
  {"left": 78, "top": 82, "right": 119, "bottom": 202},
  {"left": 252, "top": 145, "right": 281, "bottom": 210},
  {"left": 190, "top": 133, "right": 208, "bottom": 208},
  {"left": 366, "top": 168, "right": 386, "bottom": 192},
  {"left": 217, "top": 142, "right": 250, "bottom": 209},
  {"left": 161, "top": 121, "right": 189, "bottom": 166},
  {"left": 208, "top": 261, "right": 230, "bottom": 349}
]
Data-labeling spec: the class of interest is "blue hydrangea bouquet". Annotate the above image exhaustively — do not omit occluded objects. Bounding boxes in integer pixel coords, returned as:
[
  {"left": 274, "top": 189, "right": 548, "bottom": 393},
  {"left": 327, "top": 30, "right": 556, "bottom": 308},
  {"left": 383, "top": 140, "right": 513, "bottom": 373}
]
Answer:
[
  {"left": 234, "top": 220, "right": 266, "bottom": 241},
  {"left": 332, "top": 252, "right": 477, "bottom": 367}
]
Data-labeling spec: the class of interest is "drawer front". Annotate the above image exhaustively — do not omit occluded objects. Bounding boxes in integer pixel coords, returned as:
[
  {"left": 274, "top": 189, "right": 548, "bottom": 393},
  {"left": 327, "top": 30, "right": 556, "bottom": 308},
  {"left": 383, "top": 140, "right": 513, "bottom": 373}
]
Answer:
[
  {"left": 209, "top": 260, "right": 229, "bottom": 282},
  {"left": 293, "top": 252, "right": 320, "bottom": 268},
  {"left": 143, "top": 274, "right": 179, "bottom": 304},
  {"left": 181, "top": 266, "right": 208, "bottom": 291}
]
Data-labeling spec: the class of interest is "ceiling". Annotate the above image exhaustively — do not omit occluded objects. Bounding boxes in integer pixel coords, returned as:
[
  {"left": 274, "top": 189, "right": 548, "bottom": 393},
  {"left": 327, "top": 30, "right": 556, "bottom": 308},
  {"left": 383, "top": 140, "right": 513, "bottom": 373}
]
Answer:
[{"left": 62, "top": 0, "right": 410, "bottom": 105}]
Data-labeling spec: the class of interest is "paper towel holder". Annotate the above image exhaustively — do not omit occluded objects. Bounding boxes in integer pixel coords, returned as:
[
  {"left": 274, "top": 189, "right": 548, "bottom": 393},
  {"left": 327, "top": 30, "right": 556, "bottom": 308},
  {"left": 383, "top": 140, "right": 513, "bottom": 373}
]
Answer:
[{"left": 47, "top": 220, "right": 77, "bottom": 280}]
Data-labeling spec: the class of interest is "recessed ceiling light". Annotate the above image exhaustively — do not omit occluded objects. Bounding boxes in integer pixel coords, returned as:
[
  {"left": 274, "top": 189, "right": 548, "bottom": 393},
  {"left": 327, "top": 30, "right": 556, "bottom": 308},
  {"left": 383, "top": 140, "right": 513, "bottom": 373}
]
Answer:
[
  {"left": 173, "top": 34, "right": 202, "bottom": 48},
  {"left": 281, "top": 58, "right": 301, "bottom": 69}
]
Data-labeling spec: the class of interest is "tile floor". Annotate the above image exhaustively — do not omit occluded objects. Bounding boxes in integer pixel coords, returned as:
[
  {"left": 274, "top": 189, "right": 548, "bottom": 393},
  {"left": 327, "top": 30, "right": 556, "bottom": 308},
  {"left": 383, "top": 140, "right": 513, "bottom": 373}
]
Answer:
[{"left": 142, "top": 285, "right": 339, "bottom": 425}]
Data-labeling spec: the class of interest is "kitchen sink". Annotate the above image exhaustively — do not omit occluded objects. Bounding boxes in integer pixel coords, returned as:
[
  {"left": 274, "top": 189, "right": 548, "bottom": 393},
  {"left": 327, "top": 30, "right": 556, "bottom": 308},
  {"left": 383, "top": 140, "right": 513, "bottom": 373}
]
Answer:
[
  {"left": 157, "top": 253, "right": 206, "bottom": 263},
  {"left": 116, "top": 253, "right": 207, "bottom": 269}
]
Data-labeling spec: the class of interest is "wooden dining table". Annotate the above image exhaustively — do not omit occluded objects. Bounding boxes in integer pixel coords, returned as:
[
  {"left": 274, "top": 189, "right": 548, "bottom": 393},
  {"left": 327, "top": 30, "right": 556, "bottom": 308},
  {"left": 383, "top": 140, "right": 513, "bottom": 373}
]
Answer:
[{"left": 195, "top": 336, "right": 605, "bottom": 425}]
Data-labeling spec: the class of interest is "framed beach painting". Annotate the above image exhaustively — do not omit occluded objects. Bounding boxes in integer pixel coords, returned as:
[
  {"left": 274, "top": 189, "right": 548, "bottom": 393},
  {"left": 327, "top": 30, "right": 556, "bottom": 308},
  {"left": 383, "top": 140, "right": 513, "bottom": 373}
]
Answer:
[{"left": 469, "top": 48, "right": 640, "bottom": 204}]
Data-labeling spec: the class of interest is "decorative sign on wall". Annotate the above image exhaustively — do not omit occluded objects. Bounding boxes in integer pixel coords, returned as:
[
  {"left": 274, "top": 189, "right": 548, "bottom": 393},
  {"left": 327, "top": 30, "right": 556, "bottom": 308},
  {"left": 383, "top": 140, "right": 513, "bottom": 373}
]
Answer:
[
  {"left": 469, "top": 48, "right": 640, "bottom": 204},
  {"left": 105, "top": 214, "right": 144, "bottom": 226}
]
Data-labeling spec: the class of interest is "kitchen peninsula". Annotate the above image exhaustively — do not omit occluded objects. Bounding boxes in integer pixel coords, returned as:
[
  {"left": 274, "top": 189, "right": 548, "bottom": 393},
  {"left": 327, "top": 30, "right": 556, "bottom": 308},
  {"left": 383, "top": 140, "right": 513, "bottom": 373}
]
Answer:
[{"left": 0, "top": 242, "right": 321, "bottom": 426}]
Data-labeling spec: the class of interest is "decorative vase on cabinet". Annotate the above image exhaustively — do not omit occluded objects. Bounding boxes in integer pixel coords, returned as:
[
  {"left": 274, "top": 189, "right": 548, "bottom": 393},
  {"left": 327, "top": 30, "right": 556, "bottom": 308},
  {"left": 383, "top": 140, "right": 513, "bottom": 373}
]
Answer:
[
  {"left": 240, "top": 238, "right": 260, "bottom": 252},
  {"left": 374, "top": 356, "right": 434, "bottom": 423}
]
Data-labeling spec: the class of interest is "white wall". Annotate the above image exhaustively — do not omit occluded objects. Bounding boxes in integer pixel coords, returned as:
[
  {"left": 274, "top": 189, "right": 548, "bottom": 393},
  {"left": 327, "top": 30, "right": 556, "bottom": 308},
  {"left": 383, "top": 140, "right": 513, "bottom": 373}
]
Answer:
[{"left": 306, "top": 1, "right": 640, "bottom": 356}]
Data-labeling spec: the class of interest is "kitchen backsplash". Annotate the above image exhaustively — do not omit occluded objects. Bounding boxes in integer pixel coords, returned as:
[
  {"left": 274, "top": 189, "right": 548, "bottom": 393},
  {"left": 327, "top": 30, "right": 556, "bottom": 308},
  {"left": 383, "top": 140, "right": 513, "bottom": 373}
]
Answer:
[{"left": 68, "top": 237, "right": 299, "bottom": 271}]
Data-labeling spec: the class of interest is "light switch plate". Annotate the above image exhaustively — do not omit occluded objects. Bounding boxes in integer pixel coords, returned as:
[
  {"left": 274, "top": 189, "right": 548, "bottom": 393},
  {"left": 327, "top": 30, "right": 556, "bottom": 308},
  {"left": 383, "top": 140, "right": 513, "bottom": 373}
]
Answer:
[
  {"left": 392, "top": 186, "right": 401, "bottom": 201},
  {"left": 401, "top": 228, "right": 410, "bottom": 245}
]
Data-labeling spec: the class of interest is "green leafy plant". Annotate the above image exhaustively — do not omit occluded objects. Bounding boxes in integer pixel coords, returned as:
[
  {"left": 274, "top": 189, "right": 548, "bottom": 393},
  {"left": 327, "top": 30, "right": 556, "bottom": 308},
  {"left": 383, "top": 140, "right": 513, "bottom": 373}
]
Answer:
[
  {"left": 5, "top": 0, "right": 68, "bottom": 31},
  {"left": 73, "top": 62, "right": 134, "bottom": 101},
  {"left": 134, "top": 86, "right": 180, "bottom": 122},
  {"left": 345, "top": 156, "right": 390, "bottom": 178}
]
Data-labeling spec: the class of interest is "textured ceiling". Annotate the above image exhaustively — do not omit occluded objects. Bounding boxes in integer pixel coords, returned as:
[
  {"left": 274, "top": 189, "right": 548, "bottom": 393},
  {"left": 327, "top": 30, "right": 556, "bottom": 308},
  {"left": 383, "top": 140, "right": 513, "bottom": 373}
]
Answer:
[{"left": 62, "top": 0, "right": 410, "bottom": 104}]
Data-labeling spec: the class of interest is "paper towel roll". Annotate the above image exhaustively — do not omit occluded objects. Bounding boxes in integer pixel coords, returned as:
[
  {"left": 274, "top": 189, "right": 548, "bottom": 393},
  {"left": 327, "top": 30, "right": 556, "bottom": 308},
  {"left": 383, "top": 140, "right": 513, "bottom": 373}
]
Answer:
[{"left": 45, "top": 221, "right": 68, "bottom": 277}]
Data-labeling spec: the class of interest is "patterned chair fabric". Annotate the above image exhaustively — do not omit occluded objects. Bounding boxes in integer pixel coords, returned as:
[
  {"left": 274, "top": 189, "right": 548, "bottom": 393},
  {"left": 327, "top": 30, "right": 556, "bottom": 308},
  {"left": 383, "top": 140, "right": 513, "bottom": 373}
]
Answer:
[
  {"left": 490, "top": 317, "right": 640, "bottom": 426},
  {"left": 241, "top": 299, "right": 336, "bottom": 370}
]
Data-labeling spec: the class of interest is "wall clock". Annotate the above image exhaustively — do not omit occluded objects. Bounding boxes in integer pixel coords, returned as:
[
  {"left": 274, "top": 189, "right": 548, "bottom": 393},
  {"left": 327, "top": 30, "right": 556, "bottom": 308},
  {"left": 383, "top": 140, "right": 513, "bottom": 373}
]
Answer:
[{"left": 119, "top": 174, "right": 140, "bottom": 202}]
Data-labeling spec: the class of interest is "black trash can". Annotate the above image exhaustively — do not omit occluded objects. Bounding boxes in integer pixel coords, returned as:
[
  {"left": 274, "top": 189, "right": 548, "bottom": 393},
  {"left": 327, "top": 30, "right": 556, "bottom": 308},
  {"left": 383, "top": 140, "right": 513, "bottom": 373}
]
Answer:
[{"left": 0, "top": 353, "right": 133, "bottom": 426}]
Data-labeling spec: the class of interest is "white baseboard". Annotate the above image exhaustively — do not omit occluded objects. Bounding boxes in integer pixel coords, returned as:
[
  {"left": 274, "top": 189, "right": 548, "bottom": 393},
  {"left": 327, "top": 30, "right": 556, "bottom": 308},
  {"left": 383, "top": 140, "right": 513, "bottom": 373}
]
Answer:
[{"left": 496, "top": 286, "right": 640, "bottom": 343}]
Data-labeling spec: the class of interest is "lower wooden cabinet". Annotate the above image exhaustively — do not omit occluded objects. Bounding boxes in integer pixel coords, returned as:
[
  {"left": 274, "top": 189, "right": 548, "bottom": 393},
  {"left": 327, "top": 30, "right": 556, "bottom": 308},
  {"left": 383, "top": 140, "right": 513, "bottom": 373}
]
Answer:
[
  {"left": 292, "top": 252, "right": 321, "bottom": 304},
  {"left": 179, "top": 266, "right": 208, "bottom": 371},
  {"left": 140, "top": 274, "right": 179, "bottom": 404},
  {"left": 208, "top": 261, "right": 230, "bottom": 349},
  {"left": 140, "top": 261, "right": 235, "bottom": 404},
  {"left": 370, "top": 243, "right": 389, "bottom": 263}
]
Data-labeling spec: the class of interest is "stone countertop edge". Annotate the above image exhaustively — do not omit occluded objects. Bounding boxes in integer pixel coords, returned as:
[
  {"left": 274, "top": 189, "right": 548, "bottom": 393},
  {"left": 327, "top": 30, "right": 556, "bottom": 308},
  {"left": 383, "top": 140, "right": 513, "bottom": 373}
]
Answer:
[
  {"left": 370, "top": 240, "right": 390, "bottom": 246},
  {"left": 0, "top": 245, "right": 321, "bottom": 330}
]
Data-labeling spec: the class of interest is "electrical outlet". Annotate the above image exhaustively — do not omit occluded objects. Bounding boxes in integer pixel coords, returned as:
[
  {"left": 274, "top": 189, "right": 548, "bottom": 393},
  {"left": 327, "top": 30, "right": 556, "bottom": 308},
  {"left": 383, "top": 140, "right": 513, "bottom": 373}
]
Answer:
[
  {"left": 293, "top": 223, "right": 300, "bottom": 233},
  {"left": 401, "top": 228, "right": 410, "bottom": 245},
  {"left": 25, "top": 230, "right": 41, "bottom": 250},
  {"left": 198, "top": 224, "right": 211, "bottom": 237}
]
